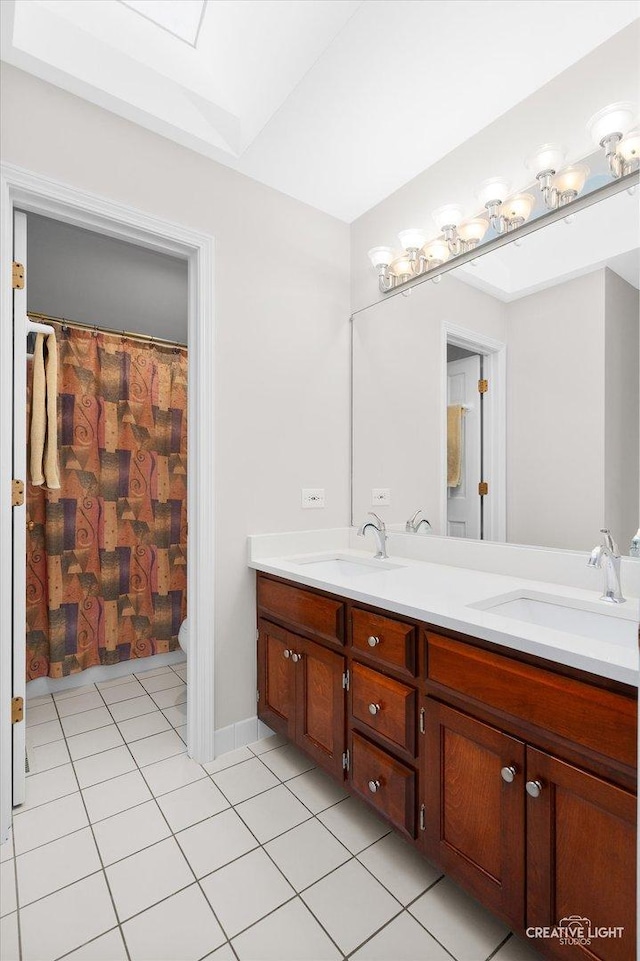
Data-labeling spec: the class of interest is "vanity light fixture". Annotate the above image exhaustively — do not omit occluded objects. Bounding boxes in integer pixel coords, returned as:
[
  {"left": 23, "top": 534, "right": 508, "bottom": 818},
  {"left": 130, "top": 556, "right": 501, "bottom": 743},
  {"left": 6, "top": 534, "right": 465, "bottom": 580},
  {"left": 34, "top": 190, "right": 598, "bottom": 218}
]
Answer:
[
  {"left": 526, "top": 143, "right": 590, "bottom": 210},
  {"left": 431, "top": 204, "right": 489, "bottom": 256},
  {"left": 587, "top": 102, "right": 639, "bottom": 179}
]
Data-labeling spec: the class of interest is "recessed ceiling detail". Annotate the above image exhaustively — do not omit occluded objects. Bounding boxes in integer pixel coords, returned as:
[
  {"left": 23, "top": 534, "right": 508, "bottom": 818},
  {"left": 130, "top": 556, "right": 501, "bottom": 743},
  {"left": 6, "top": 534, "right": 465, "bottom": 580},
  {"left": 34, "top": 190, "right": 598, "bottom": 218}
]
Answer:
[{"left": 120, "top": 0, "right": 207, "bottom": 47}]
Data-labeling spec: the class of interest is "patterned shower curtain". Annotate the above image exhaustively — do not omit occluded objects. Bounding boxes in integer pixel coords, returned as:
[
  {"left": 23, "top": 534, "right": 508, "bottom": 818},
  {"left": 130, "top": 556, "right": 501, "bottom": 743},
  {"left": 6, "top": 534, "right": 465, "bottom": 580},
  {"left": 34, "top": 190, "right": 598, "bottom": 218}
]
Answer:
[{"left": 26, "top": 323, "right": 187, "bottom": 680}]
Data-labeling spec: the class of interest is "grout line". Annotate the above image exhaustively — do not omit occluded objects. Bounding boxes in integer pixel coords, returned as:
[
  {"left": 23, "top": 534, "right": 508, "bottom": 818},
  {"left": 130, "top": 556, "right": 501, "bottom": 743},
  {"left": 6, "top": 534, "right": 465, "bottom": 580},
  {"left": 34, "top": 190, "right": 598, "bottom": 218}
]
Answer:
[{"left": 485, "top": 932, "right": 513, "bottom": 960}]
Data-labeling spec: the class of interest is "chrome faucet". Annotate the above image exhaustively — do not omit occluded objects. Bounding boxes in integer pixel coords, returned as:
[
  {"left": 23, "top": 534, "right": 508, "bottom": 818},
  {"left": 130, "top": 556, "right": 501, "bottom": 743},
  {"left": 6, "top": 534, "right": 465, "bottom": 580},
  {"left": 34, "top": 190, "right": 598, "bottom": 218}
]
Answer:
[
  {"left": 588, "top": 529, "right": 625, "bottom": 604},
  {"left": 406, "top": 509, "right": 432, "bottom": 534},
  {"left": 357, "top": 512, "right": 388, "bottom": 559}
]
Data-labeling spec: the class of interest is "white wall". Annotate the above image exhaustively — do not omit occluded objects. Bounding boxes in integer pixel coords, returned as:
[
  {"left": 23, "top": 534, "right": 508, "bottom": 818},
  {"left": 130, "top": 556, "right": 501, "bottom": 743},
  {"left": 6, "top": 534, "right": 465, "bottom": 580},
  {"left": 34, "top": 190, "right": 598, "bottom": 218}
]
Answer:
[
  {"left": 25, "top": 212, "right": 188, "bottom": 342},
  {"left": 1, "top": 63, "right": 351, "bottom": 730}
]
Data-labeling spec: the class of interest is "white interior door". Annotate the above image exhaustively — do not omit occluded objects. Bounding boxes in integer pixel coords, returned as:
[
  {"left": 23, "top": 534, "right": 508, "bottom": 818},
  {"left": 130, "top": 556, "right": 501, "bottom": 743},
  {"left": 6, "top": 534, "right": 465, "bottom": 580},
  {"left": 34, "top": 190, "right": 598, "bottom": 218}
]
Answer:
[
  {"left": 447, "top": 354, "right": 481, "bottom": 539},
  {"left": 12, "top": 211, "right": 27, "bottom": 806}
]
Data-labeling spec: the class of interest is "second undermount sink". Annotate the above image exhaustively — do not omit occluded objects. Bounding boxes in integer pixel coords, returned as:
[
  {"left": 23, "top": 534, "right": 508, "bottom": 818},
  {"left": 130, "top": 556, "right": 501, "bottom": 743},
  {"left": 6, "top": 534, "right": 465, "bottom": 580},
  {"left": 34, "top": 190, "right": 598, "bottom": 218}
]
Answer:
[
  {"left": 470, "top": 590, "right": 637, "bottom": 647},
  {"left": 289, "top": 553, "right": 405, "bottom": 578}
]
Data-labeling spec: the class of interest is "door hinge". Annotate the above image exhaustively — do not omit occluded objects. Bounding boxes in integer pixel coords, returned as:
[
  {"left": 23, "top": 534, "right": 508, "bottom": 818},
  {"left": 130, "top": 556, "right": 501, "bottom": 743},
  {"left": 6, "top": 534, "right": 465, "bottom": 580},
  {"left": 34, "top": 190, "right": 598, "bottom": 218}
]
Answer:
[
  {"left": 419, "top": 707, "right": 425, "bottom": 735},
  {"left": 11, "top": 696, "right": 24, "bottom": 724},
  {"left": 478, "top": 481, "right": 489, "bottom": 496},
  {"left": 478, "top": 378, "right": 488, "bottom": 394},
  {"left": 342, "top": 749, "right": 350, "bottom": 772},
  {"left": 256, "top": 629, "right": 260, "bottom": 641},
  {"left": 342, "top": 669, "right": 350, "bottom": 691},
  {"left": 12, "top": 479, "right": 24, "bottom": 507},
  {"left": 419, "top": 803, "right": 426, "bottom": 831},
  {"left": 256, "top": 689, "right": 260, "bottom": 703},
  {"left": 12, "top": 261, "right": 25, "bottom": 290}
]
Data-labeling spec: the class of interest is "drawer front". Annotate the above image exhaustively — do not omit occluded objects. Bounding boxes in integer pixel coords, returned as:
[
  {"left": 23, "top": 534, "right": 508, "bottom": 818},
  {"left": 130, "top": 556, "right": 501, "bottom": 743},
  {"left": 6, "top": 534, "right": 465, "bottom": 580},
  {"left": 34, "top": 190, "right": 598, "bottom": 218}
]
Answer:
[
  {"left": 352, "top": 609, "right": 416, "bottom": 677},
  {"left": 427, "top": 633, "right": 637, "bottom": 769},
  {"left": 258, "top": 576, "right": 344, "bottom": 645},
  {"left": 350, "top": 732, "right": 416, "bottom": 837},
  {"left": 351, "top": 662, "right": 416, "bottom": 755}
]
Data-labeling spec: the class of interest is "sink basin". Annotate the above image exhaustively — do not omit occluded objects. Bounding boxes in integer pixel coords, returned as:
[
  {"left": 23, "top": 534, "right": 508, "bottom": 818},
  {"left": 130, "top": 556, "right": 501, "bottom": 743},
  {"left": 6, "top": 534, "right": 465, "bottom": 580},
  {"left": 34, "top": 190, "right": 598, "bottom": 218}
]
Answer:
[
  {"left": 288, "top": 554, "right": 404, "bottom": 578},
  {"left": 470, "top": 591, "right": 637, "bottom": 646}
]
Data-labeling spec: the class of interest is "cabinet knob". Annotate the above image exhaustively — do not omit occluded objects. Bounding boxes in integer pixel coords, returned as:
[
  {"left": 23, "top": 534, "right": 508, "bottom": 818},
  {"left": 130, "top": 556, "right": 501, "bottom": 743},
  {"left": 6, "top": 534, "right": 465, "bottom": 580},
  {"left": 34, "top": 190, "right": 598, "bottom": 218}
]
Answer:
[
  {"left": 291, "top": 652, "right": 301, "bottom": 663},
  {"left": 368, "top": 779, "right": 381, "bottom": 794},
  {"left": 526, "top": 779, "right": 543, "bottom": 798},
  {"left": 367, "top": 635, "right": 381, "bottom": 647},
  {"left": 500, "top": 765, "right": 517, "bottom": 783},
  {"left": 283, "top": 649, "right": 291, "bottom": 659},
  {"left": 368, "top": 703, "right": 381, "bottom": 716}
]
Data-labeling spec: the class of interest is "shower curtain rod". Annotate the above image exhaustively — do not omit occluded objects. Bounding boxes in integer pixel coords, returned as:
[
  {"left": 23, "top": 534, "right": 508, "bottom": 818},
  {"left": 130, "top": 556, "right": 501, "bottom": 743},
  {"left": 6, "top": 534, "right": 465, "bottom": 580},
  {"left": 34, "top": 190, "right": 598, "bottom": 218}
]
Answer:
[{"left": 27, "top": 311, "right": 187, "bottom": 349}]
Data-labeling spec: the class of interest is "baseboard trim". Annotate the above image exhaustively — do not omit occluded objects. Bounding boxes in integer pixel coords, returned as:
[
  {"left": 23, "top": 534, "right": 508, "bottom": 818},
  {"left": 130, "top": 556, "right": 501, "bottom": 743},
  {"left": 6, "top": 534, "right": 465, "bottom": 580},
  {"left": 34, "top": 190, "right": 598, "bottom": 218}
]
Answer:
[{"left": 213, "top": 715, "right": 274, "bottom": 757}]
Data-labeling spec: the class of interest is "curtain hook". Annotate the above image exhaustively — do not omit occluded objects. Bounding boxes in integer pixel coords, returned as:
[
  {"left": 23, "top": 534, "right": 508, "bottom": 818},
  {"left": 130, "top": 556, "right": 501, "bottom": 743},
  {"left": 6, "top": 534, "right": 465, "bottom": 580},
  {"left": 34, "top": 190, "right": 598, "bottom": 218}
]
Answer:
[{"left": 92, "top": 325, "right": 98, "bottom": 338}]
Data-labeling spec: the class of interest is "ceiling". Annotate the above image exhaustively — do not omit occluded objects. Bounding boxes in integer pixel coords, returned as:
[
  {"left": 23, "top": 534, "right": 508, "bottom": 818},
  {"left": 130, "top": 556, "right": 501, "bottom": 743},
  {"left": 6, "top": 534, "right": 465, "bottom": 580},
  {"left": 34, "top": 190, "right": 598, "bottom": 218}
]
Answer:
[{"left": 1, "top": 1, "right": 638, "bottom": 221}]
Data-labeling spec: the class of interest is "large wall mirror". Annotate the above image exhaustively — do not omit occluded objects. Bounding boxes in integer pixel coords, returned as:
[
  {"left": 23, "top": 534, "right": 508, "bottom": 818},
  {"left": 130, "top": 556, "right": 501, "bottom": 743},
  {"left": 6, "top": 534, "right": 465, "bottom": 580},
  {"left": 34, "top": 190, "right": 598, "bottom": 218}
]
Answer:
[{"left": 352, "top": 184, "right": 640, "bottom": 554}]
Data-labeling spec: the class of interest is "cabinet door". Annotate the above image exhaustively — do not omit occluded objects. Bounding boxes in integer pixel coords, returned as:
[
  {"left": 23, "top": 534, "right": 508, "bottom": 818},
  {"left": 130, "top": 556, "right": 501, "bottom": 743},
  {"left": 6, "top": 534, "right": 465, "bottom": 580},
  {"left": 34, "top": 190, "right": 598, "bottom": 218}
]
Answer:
[
  {"left": 294, "top": 636, "right": 346, "bottom": 779},
  {"left": 257, "top": 621, "right": 296, "bottom": 739},
  {"left": 526, "top": 746, "right": 636, "bottom": 961},
  {"left": 425, "top": 700, "right": 525, "bottom": 929}
]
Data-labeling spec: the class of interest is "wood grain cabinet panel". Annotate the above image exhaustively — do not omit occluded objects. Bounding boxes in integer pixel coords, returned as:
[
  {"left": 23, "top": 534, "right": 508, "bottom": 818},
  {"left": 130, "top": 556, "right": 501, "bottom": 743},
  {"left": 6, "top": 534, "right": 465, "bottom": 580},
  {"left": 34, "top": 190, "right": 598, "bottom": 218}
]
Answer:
[
  {"left": 257, "top": 621, "right": 296, "bottom": 739},
  {"left": 296, "top": 637, "right": 346, "bottom": 779},
  {"left": 350, "top": 732, "right": 416, "bottom": 838},
  {"left": 352, "top": 608, "right": 416, "bottom": 677},
  {"left": 351, "top": 662, "right": 416, "bottom": 755},
  {"left": 525, "top": 746, "right": 636, "bottom": 961},
  {"left": 258, "top": 576, "right": 344, "bottom": 644}
]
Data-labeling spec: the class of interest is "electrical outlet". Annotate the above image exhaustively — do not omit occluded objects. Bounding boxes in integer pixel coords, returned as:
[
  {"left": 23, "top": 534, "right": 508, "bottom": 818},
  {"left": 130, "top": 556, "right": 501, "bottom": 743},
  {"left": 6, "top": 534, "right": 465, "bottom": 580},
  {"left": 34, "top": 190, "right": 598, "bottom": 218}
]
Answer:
[
  {"left": 372, "top": 488, "right": 391, "bottom": 506},
  {"left": 302, "top": 488, "right": 325, "bottom": 509}
]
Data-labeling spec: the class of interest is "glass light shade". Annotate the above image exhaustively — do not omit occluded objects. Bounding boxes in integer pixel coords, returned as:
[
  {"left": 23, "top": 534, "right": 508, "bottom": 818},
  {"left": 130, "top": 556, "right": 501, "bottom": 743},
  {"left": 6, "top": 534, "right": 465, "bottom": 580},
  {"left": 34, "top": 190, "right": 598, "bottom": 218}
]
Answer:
[
  {"left": 502, "top": 193, "right": 536, "bottom": 222},
  {"left": 458, "top": 218, "right": 489, "bottom": 243},
  {"left": 587, "top": 102, "right": 636, "bottom": 144},
  {"left": 390, "top": 256, "right": 414, "bottom": 277},
  {"left": 477, "top": 178, "right": 511, "bottom": 207},
  {"left": 368, "top": 246, "right": 394, "bottom": 268},
  {"left": 432, "top": 204, "right": 464, "bottom": 230},
  {"left": 398, "top": 229, "right": 427, "bottom": 251},
  {"left": 526, "top": 143, "right": 566, "bottom": 175},
  {"left": 553, "top": 163, "right": 589, "bottom": 195},
  {"left": 618, "top": 130, "right": 640, "bottom": 161},
  {"left": 422, "top": 239, "right": 450, "bottom": 263}
]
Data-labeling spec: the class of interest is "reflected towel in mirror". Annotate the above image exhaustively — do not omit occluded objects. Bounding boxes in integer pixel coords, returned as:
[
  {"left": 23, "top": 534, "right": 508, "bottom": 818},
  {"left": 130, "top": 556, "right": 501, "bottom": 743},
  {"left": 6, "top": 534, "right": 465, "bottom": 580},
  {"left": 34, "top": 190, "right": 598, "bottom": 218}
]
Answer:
[{"left": 447, "top": 404, "right": 463, "bottom": 488}]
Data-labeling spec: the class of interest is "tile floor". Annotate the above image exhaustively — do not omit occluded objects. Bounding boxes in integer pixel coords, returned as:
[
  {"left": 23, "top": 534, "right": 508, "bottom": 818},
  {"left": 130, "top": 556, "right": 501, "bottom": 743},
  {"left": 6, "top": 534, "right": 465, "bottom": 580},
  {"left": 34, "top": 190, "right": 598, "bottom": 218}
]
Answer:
[{"left": 0, "top": 659, "right": 543, "bottom": 961}]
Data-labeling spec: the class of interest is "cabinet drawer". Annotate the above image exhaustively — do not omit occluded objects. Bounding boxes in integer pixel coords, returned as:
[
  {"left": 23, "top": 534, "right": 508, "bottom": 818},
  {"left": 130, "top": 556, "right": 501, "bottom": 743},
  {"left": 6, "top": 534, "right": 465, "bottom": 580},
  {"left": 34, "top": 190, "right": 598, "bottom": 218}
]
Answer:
[
  {"left": 351, "top": 608, "right": 416, "bottom": 677},
  {"left": 351, "top": 662, "right": 416, "bottom": 755},
  {"left": 350, "top": 732, "right": 416, "bottom": 837},
  {"left": 427, "top": 633, "right": 637, "bottom": 769},
  {"left": 258, "top": 576, "right": 344, "bottom": 645}
]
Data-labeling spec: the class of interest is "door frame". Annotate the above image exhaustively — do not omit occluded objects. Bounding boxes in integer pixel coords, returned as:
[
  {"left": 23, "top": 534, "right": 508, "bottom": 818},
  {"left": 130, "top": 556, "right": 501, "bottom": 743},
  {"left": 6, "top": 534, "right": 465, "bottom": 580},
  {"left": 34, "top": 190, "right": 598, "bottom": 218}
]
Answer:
[
  {"left": 440, "top": 321, "right": 506, "bottom": 543},
  {"left": 0, "top": 163, "right": 216, "bottom": 843}
]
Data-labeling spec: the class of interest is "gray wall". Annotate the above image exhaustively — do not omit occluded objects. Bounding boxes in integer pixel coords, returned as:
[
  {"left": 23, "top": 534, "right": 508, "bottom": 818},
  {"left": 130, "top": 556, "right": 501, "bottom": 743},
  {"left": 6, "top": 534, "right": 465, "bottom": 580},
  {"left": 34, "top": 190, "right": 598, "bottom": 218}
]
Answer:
[{"left": 26, "top": 213, "right": 188, "bottom": 343}]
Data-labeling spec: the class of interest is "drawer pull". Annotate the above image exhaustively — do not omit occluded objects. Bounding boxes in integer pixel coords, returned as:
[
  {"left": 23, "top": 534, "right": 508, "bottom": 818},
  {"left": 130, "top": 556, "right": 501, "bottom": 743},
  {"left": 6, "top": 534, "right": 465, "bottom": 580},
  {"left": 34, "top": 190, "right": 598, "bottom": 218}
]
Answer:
[
  {"left": 283, "top": 649, "right": 291, "bottom": 659},
  {"left": 526, "top": 779, "right": 543, "bottom": 798},
  {"left": 291, "top": 652, "right": 302, "bottom": 663},
  {"left": 368, "top": 703, "right": 381, "bottom": 716},
  {"left": 368, "top": 779, "right": 381, "bottom": 794},
  {"left": 367, "top": 635, "right": 381, "bottom": 647},
  {"left": 500, "top": 765, "right": 517, "bottom": 784}
]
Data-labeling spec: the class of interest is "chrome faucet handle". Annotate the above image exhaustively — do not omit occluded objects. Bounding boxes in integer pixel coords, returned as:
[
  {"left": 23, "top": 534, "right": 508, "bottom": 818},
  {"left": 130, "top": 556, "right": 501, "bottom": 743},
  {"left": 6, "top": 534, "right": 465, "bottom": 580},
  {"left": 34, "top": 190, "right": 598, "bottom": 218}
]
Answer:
[
  {"left": 368, "top": 512, "right": 386, "bottom": 532},
  {"left": 406, "top": 509, "right": 422, "bottom": 532},
  {"left": 600, "top": 529, "right": 620, "bottom": 557}
]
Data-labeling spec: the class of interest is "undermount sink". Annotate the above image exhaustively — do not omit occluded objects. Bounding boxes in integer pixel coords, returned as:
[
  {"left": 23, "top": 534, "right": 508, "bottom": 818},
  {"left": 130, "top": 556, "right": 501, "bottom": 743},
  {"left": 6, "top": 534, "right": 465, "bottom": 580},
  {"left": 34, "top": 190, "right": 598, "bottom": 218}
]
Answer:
[
  {"left": 288, "top": 553, "right": 404, "bottom": 577},
  {"left": 470, "top": 590, "right": 637, "bottom": 647}
]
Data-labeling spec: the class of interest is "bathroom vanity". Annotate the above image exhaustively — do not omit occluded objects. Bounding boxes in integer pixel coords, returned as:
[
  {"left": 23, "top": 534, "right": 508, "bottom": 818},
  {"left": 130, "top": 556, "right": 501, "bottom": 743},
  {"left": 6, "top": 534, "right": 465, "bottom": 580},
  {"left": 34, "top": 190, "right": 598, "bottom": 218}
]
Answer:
[{"left": 252, "top": 552, "right": 637, "bottom": 961}]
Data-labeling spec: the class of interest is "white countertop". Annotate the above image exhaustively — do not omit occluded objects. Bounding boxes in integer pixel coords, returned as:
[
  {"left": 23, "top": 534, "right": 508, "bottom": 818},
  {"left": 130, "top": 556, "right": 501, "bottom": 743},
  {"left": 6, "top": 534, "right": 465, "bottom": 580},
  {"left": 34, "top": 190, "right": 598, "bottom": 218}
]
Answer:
[{"left": 249, "top": 545, "right": 639, "bottom": 687}]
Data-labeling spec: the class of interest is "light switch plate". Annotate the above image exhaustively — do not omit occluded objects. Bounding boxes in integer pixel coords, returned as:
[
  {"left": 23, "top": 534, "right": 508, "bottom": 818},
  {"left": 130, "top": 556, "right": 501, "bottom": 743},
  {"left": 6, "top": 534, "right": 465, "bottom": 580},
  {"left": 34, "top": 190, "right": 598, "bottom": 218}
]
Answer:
[
  {"left": 372, "top": 488, "right": 391, "bottom": 506},
  {"left": 302, "top": 488, "right": 325, "bottom": 509}
]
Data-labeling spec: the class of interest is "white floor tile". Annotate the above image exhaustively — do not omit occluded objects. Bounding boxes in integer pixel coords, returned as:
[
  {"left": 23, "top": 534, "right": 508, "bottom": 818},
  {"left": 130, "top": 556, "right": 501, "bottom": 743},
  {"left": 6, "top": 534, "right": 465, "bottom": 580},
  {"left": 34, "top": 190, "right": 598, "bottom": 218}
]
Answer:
[
  {"left": 68, "top": 725, "right": 125, "bottom": 760},
  {"left": 200, "top": 848, "right": 294, "bottom": 938},
  {"left": 235, "top": 784, "right": 311, "bottom": 843},
  {"left": 56, "top": 692, "right": 104, "bottom": 717},
  {"left": 358, "top": 832, "right": 442, "bottom": 905},
  {"left": 203, "top": 944, "right": 235, "bottom": 961},
  {"left": 157, "top": 778, "right": 229, "bottom": 832},
  {"left": 492, "top": 935, "right": 545, "bottom": 960},
  {"left": 0, "top": 912, "right": 19, "bottom": 961},
  {"left": 202, "top": 746, "right": 252, "bottom": 774},
  {"left": 172, "top": 666, "right": 187, "bottom": 682},
  {"left": 20, "top": 872, "right": 117, "bottom": 961},
  {"left": 286, "top": 767, "right": 349, "bottom": 814},
  {"left": 74, "top": 745, "right": 136, "bottom": 789},
  {"left": 96, "top": 673, "right": 141, "bottom": 691},
  {"left": 122, "top": 883, "right": 225, "bottom": 961},
  {"left": 26, "top": 702, "right": 58, "bottom": 726},
  {"left": 318, "top": 796, "right": 390, "bottom": 854},
  {"left": 0, "top": 836, "right": 13, "bottom": 863},
  {"left": 0, "top": 861, "right": 16, "bottom": 917},
  {"left": 265, "top": 818, "right": 350, "bottom": 891},
  {"left": 161, "top": 703, "right": 187, "bottom": 727},
  {"left": 302, "top": 859, "right": 401, "bottom": 955},
  {"left": 25, "top": 718, "right": 64, "bottom": 747},
  {"left": 232, "top": 896, "right": 341, "bottom": 961},
  {"left": 108, "top": 695, "right": 159, "bottom": 722},
  {"left": 26, "top": 692, "right": 54, "bottom": 706},
  {"left": 259, "top": 744, "right": 315, "bottom": 781},
  {"left": 63, "top": 928, "right": 128, "bottom": 960},
  {"left": 176, "top": 724, "right": 188, "bottom": 744},
  {"left": 248, "top": 733, "right": 287, "bottom": 755},
  {"left": 82, "top": 770, "right": 152, "bottom": 822},
  {"left": 150, "top": 685, "right": 187, "bottom": 709},
  {"left": 106, "top": 837, "right": 193, "bottom": 922},
  {"left": 351, "top": 910, "right": 452, "bottom": 960},
  {"left": 53, "top": 684, "right": 97, "bottom": 702},
  {"left": 176, "top": 808, "right": 257, "bottom": 879},
  {"left": 21, "top": 763, "right": 78, "bottom": 811},
  {"left": 133, "top": 665, "right": 174, "bottom": 680},
  {"left": 118, "top": 711, "right": 172, "bottom": 743},
  {"left": 100, "top": 680, "right": 145, "bottom": 705},
  {"left": 139, "top": 752, "right": 207, "bottom": 796},
  {"left": 16, "top": 828, "right": 101, "bottom": 906},
  {"left": 211, "top": 757, "right": 279, "bottom": 805},
  {"left": 26, "top": 739, "right": 70, "bottom": 775},
  {"left": 128, "top": 729, "right": 185, "bottom": 767},
  {"left": 138, "top": 673, "right": 184, "bottom": 694},
  {"left": 93, "top": 800, "right": 171, "bottom": 865},
  {"left": 408, "top": 877, "right": 509, "bottom": 961},
  {"left": 61, "top": 707, "right": 114, "bottom": 738},
  {"left": 13, "top": 793, "right": 88, "bottom": 855}
]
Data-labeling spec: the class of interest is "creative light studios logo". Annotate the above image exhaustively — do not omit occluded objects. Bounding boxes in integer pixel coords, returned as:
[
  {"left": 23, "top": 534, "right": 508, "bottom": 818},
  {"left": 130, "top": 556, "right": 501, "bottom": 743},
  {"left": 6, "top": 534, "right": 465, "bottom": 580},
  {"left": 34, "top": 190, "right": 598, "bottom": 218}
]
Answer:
[{"left": 526, "top": 916, "right": 624, "bottom": 947}]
